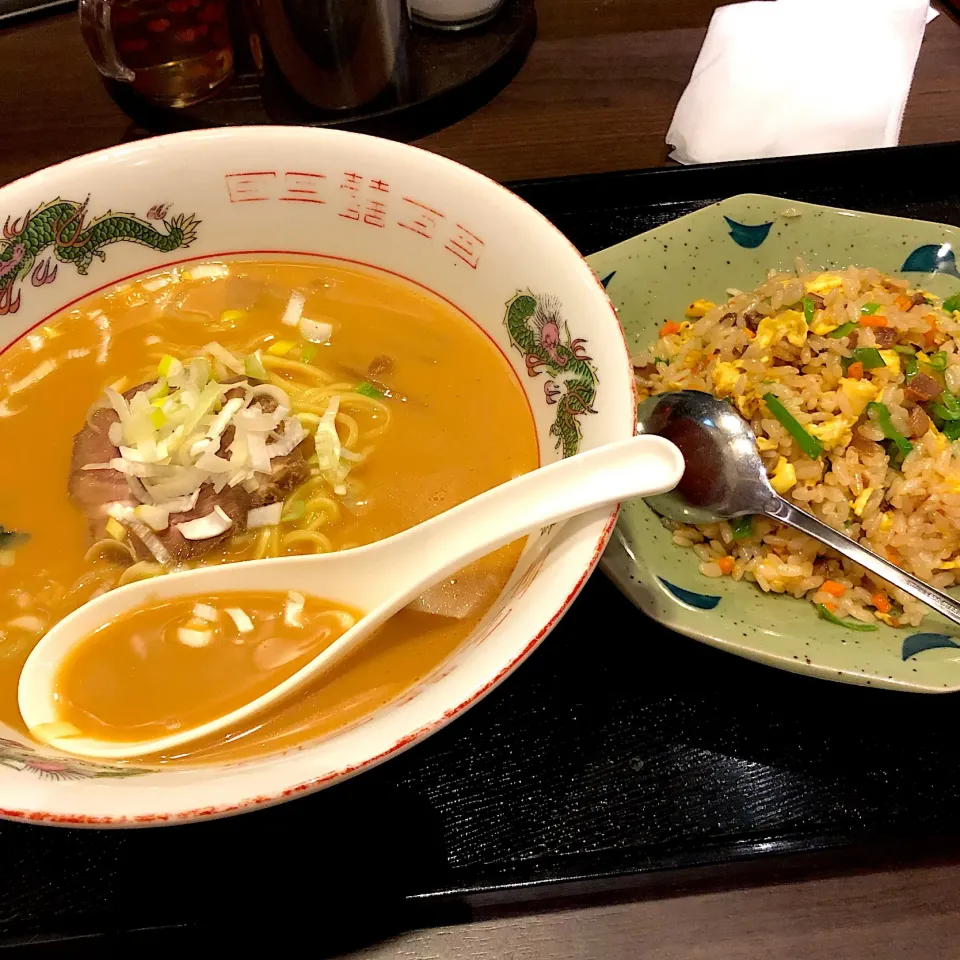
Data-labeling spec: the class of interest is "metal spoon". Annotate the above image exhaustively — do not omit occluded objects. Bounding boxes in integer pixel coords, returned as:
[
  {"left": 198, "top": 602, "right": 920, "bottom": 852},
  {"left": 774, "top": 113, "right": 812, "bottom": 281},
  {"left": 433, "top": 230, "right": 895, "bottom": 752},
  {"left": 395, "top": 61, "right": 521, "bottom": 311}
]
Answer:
[
  {"left": 18, "top": 434, "right": 683, "bottom": 760},
  {"left": 636, "top": 390, "right": 960, "bottom": 627}
]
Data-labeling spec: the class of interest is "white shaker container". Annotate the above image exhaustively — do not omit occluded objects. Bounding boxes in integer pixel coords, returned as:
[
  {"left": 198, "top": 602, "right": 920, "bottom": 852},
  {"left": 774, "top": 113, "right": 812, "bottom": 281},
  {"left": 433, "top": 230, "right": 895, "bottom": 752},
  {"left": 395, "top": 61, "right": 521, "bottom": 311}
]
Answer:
[{"left": 410, "top": 0, "right": 507, "bottom": 29}]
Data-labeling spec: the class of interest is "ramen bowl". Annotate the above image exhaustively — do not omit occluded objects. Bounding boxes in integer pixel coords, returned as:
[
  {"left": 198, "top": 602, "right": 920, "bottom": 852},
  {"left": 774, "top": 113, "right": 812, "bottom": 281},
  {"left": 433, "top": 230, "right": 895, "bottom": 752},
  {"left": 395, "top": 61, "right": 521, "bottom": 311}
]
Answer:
[{"left": 0, "top": 128, "right": 634, "bottom": 825}]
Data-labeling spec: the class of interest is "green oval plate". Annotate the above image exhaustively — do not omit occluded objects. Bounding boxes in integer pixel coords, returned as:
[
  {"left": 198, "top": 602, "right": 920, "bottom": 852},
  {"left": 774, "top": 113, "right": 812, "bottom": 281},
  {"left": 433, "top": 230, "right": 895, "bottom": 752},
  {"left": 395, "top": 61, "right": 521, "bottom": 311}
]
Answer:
[{"left": 588, "top": 194, "right": 960, "bottom": 693}]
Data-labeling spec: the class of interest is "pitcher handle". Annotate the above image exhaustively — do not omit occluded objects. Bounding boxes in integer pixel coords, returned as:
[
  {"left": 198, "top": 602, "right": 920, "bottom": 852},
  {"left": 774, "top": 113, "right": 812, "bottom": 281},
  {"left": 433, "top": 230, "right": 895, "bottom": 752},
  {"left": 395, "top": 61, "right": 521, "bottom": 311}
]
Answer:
[{"left": 78, "top": 0, "right": 136, "bottom": 82}]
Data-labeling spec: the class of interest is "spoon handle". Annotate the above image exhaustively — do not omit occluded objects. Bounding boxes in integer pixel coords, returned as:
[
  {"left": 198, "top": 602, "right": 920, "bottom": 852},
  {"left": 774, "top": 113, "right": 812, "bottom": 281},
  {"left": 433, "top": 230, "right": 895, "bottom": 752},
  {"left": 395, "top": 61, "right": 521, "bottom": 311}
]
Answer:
[
  {"left": 224, "top": 435, "right": 683, "bottom": 727},
  {"left": 209, "top": 434, "right": 680, "bottom": 735},
  {"left": 363, "top": 433, "right": 686, "bottom": 616},
  {"left": 768, "top": 496, "right": 960, "bottom": 628}
]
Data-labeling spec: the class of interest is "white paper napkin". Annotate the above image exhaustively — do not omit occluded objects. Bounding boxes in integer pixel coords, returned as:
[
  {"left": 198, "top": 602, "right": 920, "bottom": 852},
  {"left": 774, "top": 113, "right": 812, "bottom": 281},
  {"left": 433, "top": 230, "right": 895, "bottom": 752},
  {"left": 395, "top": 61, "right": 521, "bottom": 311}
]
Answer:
[{"left": 666, "top": 0, "right": 937, "bottom": 165}]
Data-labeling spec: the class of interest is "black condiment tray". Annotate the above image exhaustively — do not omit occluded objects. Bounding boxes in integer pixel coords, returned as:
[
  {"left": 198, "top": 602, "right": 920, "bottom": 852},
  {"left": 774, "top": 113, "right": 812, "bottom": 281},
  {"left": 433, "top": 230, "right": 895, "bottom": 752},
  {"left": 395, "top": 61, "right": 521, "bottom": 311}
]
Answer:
[
  {"left": 10, "top": 141, "right": 960, "bottom": 953},
  {"left": 105, "top": 0, "right": 536, "bottom": 143}
]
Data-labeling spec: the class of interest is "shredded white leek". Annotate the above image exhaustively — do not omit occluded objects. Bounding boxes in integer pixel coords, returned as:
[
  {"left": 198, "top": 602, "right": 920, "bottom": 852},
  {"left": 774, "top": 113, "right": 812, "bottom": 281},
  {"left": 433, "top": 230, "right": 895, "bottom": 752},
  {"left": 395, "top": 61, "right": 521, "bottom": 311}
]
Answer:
[
  {"left": 203, "top": 341, "right": 245, "bottom": 375},
  {"left": 247, "top": 503, "right": 283, "bottom": 529},
  {"left": 246, "top": 432, "right": 271, "bottom": 475},
  {"left": 80, "top": 344, "right": 328, "bottom": 516},
  {"left": 80, "top": 341, "right": 363, "bottom": 564},
  {"left": 207, "top": 396, "right": 244, "bottom": 440},
  {"left": 134, "top": 504, "right": 170, "bottom": 531},
  {"left": 128, "top": 518, "right": 173, "bottom": 566},
  {"left": 176, "top": 506, "right": 234, "bottom": 541},
  {"left": 284, "top": 591, "right": 306, "bottom": 628},
  {"left": 226, "top": 607, "right": 254, "bottom": 633},
  {"left": 244, "top": 350, "right": 269, "bottom": 381},
  {"left": 314, "top": 395, "right": 342, "bottom": 470},
  {"left": 192, "top": 603, "right": 219, "bottom": 622},
  {"left": 313, "top": 396, "right": 352, "bottom": 495},
  {"left": 268, "top": 417, "right": 305, "bottom": 459},
  {"left": 177, "top": 627, "right": 212, "bottom": 648},
  {"left": 186, "top": 263, "right": 229, "bottom": 281},
  {"left": 280, "top": 291, "right": 305, "bottom": 327},
  {"left": 299, "top": 318, "right": 332, "bottom": 344}
]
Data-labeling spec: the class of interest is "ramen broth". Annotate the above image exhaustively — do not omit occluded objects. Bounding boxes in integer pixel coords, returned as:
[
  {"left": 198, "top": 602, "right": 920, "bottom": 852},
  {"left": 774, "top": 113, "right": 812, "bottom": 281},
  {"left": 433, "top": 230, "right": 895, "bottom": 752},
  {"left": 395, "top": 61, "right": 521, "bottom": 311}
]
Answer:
[
  {"left": 53, "top": 592, "right": 363, "bottom": 743},
  {"left": 0, "top": 259, "right": 538, "bottom": 763}
]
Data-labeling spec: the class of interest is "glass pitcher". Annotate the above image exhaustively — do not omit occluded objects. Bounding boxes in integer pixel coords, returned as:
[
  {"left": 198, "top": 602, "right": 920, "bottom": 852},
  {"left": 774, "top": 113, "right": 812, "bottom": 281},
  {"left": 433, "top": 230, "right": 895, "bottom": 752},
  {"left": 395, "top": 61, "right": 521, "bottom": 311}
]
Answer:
[{"left": 78, "top": 0, "right": 235, "bottom": 108}]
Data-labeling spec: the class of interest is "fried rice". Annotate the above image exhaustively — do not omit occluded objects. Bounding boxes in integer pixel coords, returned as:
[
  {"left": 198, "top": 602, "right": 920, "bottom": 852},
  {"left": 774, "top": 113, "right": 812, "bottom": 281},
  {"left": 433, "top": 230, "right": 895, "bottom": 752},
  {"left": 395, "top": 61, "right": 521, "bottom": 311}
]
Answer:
[{"left": 632, "top": 265, "right": 960, "bottom": 630}]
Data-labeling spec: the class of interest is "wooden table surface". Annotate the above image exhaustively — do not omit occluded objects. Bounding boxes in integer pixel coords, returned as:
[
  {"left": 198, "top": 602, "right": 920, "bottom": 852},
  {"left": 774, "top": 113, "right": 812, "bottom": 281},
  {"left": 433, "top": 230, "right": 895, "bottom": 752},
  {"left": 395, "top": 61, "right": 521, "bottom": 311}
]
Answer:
[
  {"left": 342, "top": 861, "right": 960, "bottom": 960},
  {"left": 5, "top": 1, "right": 960, "bottom": 956},
  {"left": 4, "top": 0, "right": 960, "bottom": 187}
]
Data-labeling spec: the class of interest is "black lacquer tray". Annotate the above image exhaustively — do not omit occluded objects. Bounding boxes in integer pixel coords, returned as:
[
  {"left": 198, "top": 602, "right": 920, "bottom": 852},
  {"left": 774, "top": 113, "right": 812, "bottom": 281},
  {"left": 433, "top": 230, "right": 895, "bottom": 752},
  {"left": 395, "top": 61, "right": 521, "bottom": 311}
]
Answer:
[{"left": 10, "top": 142, "right": 960, "bottom": 953}]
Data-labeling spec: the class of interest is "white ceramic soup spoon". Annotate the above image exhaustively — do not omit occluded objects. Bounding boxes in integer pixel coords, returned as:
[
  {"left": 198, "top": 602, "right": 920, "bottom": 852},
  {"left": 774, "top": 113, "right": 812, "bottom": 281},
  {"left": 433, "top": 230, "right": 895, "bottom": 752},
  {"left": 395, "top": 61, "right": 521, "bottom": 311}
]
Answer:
[{"left": 18, "top": 434, "right": 683, "bottom": 761}]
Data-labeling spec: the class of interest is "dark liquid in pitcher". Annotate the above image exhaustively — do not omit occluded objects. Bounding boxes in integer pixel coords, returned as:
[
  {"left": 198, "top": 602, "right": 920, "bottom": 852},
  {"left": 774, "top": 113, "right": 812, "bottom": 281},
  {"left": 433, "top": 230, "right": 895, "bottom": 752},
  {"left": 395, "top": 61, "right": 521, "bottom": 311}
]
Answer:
[{"left": 112, "top": 0, "right": 233, "bottom": 107}]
